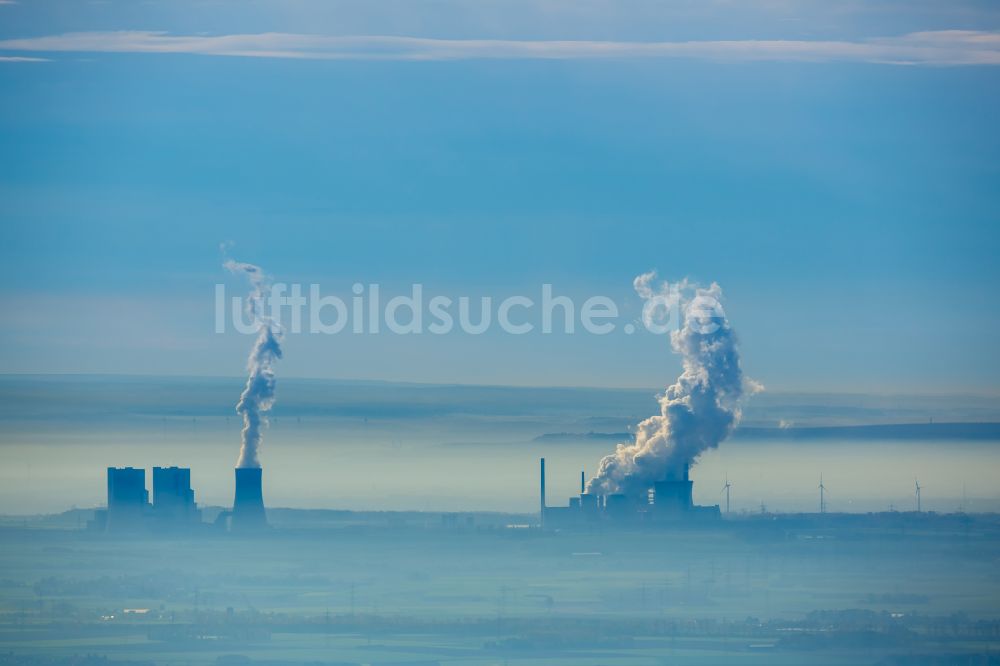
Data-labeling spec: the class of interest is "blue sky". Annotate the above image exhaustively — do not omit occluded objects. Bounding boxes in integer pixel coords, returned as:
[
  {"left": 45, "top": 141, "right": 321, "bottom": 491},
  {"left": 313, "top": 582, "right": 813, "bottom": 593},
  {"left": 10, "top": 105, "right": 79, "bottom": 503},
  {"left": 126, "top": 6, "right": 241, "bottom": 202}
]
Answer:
[{"left": 0, "top": 0, "right": 998, "bottom": 392}]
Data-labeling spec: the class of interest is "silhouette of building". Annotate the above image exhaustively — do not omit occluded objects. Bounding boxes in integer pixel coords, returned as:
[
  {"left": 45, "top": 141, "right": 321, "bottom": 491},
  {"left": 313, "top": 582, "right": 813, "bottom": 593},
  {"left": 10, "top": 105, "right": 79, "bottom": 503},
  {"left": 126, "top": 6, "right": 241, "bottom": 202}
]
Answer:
[
  {"left": 105, "top": 467, "right": 149, "bottom": 530},
  {"left": 651, "top": 463, "right": 694, "bottom": 514},
  {"left": 152, "top": 466, "right": 201, "bottom": 524}
]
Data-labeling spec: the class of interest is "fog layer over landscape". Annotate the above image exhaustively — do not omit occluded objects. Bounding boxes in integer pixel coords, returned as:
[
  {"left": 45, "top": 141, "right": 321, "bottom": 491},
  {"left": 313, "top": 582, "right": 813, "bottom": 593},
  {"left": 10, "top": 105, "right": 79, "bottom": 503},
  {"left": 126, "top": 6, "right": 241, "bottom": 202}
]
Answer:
[{"left": 1, "top": 375, "right": 997, "bottom": 515}]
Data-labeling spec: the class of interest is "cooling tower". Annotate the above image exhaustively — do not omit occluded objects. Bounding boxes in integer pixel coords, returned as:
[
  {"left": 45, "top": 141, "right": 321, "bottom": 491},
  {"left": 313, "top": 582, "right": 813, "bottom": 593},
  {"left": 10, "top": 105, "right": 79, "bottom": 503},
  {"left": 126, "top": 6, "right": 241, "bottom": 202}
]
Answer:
[
  {"left": 579, "top": 492, "right": 602, "bottom": 515},
  {"left": 232, "top": 467, "right": 267, "bottom": 530},
  {"left": 652, "top": 463, "right": 694, "bottom": 513}
]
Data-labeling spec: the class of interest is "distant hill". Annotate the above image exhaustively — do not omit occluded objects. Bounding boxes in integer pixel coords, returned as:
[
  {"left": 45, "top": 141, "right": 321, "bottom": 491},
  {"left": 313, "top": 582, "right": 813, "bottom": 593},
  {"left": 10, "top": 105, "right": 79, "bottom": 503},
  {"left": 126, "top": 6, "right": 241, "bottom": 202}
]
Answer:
[
  {"left": 736, "top": 422, "right": 1000, "bottom": 440},
  {"left": 535, "top": 422, "right": 1000, "bottom": 443}
]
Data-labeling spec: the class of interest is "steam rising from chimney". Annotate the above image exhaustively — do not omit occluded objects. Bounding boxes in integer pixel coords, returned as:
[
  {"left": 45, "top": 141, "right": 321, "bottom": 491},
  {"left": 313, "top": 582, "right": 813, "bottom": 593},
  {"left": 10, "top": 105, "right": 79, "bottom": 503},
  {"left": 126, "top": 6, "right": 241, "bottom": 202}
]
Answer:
[
  {"left": 587, "top": 272, "right": 758, "bottom": 498},
  {"left": 226, "top": 260, "right": 283, "bottom": 469}
]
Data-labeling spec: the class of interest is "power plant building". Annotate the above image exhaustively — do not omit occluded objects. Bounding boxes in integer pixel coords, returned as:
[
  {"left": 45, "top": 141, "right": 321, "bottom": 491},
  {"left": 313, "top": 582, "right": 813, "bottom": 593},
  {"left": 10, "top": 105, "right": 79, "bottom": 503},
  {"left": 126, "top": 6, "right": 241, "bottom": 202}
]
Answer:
[
  {"left": 93, "top": 466, "right": 205, "bottom": 532},
  {"left": 652, "top": 464, "right": 695, "bottom": 514},
  {"left": 104, "top": 467, "right": 150, "bottom": 530},
  {"left": 152, "top": 466, "right": 201, "bottom": 524},
  {"left": 541, "top": 460, "right": 719, "bottom": 527},
  {"left": 90, "top": 464, "right": 268, "bottom": 533}
]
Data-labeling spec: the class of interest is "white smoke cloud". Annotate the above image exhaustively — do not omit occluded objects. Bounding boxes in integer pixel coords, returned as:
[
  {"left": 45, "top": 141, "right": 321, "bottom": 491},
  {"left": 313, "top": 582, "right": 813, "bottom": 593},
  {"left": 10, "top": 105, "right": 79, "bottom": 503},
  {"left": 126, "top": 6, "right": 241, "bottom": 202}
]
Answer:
[
  {"left": 225, "top": 260, "right": 283, "bottom": 469},
  {"left": 587, "top": 272, "right": 759, "bottom": 498}
]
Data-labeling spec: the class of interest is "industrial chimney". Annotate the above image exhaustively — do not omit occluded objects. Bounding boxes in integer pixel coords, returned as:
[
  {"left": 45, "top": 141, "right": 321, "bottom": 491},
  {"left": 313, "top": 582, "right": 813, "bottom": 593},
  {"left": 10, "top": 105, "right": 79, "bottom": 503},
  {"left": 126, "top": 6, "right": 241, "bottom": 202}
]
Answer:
[
  {"left": 539, "top": 457, "right": 546, "bottom": 527},
  {"left": 232, "top": 467, "right": 266, "bottom": 530}
]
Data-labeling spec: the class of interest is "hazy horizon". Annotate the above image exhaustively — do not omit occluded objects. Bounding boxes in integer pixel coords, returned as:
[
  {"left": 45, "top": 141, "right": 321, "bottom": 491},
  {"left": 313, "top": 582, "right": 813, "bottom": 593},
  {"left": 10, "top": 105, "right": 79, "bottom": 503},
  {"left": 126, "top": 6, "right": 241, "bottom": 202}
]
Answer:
[{"left": 2, "top": 374, "right": 997, "bottom": 516}]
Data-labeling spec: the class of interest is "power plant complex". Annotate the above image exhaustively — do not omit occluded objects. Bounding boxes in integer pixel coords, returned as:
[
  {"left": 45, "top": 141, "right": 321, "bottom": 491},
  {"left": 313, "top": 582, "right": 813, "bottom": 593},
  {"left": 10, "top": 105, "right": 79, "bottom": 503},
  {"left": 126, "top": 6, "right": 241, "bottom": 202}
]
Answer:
[
  {"left": 92, "top": 466, "right": 265, "bottom": 532},
  {"left": 540, "top": 458, "right": 720, "bottom": 527},
  {"left": 85, "top": 267, "right": 733, "bottom": 533},
  {"left": 90, "top": 457, "right": 724, "bottom": 533}
]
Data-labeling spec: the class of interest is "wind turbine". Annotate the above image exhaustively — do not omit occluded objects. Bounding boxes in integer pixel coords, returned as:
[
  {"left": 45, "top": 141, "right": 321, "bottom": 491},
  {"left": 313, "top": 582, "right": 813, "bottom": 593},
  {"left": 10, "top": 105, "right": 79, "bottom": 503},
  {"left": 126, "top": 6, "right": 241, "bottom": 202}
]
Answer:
[
  {"left": 819, "top": 474, "right": 827, "bottom": 514},
  {"left": 721, "top": 476, "right": 732, "bottom": 515},
  {"left": 915, "top": 479, "right": 922, "bottom": 513}
]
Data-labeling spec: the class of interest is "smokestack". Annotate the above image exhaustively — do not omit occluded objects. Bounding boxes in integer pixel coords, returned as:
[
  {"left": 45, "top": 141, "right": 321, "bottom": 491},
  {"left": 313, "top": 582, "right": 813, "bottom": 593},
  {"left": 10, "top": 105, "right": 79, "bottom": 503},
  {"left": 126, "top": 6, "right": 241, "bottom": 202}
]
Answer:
[
  {"left": 539, "top": 458, "right": 546, "bottom": 527},
  {"left": 232, "top": 467, "right": 266, "bottom": 530},
  {"left": 580, "top": 470, "right": 585, "bottom": 494}
]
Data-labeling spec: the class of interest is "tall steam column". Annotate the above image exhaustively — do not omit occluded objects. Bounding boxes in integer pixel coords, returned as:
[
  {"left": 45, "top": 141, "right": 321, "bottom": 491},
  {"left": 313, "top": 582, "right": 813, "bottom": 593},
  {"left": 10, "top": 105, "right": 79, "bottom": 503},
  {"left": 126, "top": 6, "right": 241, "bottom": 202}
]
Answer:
[
  {"left": 232, "top": 467, "right": 266, "bottom": 530},
  {"left": 226, "top": 260, "right": 282, "bottom": 533}
]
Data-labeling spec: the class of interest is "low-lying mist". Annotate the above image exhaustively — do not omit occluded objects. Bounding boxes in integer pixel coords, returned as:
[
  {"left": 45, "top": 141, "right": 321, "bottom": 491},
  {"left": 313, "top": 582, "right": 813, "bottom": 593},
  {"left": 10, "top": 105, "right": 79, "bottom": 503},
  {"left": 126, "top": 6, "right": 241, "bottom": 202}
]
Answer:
[{"left": 1, "top": 375, "right": 998, "bottom": 515}]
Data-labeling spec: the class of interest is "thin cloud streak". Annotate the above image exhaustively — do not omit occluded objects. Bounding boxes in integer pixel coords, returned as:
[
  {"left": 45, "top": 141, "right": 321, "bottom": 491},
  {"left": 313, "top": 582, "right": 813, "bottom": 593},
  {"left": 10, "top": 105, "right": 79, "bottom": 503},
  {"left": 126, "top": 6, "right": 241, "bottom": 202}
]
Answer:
[{"left": 0, "top": 30, "right": 998, "bottom": 65}]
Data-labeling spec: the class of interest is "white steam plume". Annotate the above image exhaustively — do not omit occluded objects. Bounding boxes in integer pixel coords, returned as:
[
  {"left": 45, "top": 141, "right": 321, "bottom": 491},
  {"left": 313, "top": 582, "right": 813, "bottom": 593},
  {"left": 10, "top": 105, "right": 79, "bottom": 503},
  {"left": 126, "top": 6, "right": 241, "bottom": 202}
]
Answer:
[
  {"left": 226, "top": 260, "right": 283, "bottom": 469},
  {"left": 587, "top": 272, "right": 759, "bottom": 498}
]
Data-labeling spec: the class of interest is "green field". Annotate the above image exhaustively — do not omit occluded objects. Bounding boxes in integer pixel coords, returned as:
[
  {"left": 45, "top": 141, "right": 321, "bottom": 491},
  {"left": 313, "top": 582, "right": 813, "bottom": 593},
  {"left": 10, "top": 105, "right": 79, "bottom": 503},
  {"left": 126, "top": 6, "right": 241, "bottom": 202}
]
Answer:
[{"left": 1, "top": 514, "right": 998, "bottom": 665}]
